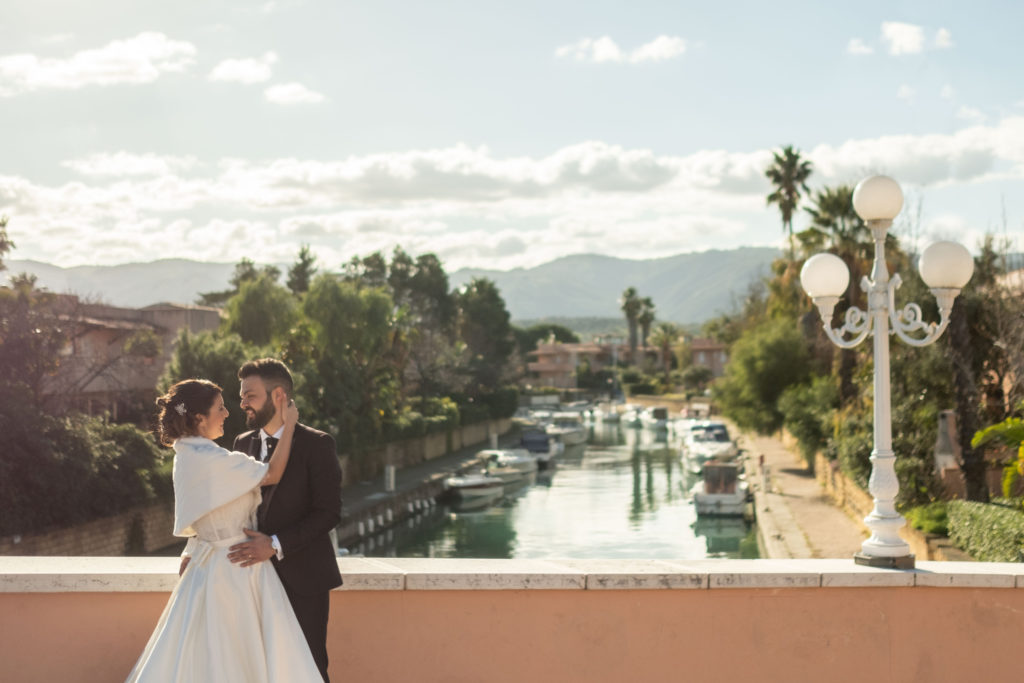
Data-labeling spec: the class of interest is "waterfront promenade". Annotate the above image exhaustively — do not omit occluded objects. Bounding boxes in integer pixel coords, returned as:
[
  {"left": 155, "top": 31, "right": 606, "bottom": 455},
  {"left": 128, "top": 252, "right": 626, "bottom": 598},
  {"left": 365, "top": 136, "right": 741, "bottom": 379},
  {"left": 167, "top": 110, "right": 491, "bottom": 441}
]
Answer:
[{"left": 742, "top": 429, "right": 867, "bottom": 559}]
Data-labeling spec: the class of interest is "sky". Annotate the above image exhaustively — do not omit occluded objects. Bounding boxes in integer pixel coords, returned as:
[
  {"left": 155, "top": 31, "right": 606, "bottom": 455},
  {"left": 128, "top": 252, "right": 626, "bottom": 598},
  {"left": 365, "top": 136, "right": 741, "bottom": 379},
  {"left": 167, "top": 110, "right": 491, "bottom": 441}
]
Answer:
[{"left": 1, "top": 0, "right": 1022, "bottom": 272}]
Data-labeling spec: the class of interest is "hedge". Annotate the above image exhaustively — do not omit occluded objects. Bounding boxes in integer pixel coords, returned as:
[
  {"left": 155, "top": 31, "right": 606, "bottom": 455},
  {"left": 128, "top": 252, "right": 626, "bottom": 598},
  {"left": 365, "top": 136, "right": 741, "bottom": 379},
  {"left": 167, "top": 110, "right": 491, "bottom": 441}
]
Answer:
[{"left": 948, "top": 500, "right": 1024, "bottom": 562}]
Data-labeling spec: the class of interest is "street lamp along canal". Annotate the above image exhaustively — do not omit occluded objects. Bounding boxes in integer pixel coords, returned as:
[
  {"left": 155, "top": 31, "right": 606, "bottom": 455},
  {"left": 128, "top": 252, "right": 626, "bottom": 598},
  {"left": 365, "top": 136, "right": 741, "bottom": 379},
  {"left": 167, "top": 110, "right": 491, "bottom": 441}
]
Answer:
[{"left": 799, "top": 175, "right": 974, "bottom": 569}]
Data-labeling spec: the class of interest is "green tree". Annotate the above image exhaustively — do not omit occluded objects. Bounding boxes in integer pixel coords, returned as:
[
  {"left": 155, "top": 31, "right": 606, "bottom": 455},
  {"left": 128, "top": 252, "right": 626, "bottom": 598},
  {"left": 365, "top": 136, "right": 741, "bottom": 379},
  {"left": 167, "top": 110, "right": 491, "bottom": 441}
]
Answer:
[
  {"left": 457, "top": 278, "right": 515, "bottom": 393},
  {"left": 0, "top": 274, "right": 72, "bottom": 408},
  {"left": 765, "top": 145, "right": 813, "bottom": 258},
  {"left": 620, "top": 287, "right": 642, "bottom": 364},
  {"left": 648, "top": 322, "right": 679, "bottom": 385},
  {"left": 223, "top": 274, "right": 298, "bottom": 346},
  {"left": 513, "top": 323, "right": 580, "bottom": 354},
  {"left": 800, "top": 184, "right": 871, "bottom": 404},
  {"left": 638, "top": 297, "right": 656, "bottom": 350},
  {"left": 286, "top": 244, "right": 317, "bottom": 296},
  {"left": 198, "top": 258, "right": 281, "bottom": 307},
  {"left": 715, "top": 317, "right": 813, "bottom": 434},
  {"left": 160, "top": 330, "right": 259, "bottom": 446},
  {"left": 291, "top": 275, "right": 404, "bottom": 456}
]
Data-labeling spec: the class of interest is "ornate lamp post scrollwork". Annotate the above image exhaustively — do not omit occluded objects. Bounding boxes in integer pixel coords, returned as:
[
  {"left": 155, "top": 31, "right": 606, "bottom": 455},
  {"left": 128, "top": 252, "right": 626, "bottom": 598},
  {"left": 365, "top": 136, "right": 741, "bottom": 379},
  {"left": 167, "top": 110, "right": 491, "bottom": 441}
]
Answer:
[{"left": 799, "top": 175, "right": 974, "bottom": 569}]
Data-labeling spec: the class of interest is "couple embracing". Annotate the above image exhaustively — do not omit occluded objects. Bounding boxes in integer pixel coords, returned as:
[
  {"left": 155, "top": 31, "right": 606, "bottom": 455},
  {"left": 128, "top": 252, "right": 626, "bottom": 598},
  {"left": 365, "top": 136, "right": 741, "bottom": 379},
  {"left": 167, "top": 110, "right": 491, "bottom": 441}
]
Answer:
[{"left": 126, "top": 359, "right": 343, "bottom": 683}]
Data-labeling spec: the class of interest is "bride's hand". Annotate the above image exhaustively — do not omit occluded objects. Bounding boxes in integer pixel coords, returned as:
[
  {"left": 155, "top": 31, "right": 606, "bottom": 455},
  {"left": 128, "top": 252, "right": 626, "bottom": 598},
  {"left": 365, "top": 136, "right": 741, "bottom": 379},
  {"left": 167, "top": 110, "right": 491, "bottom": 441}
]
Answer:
[{"left": 278, "top": 392, "right": 299, "bottom": 427}]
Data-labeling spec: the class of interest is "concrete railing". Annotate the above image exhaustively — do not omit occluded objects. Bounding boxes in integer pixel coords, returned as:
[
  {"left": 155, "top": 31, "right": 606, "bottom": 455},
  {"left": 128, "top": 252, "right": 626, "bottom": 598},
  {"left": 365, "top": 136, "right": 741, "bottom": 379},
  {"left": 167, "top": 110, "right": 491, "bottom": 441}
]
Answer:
[{"left": 3, "top": 557, "right": 1024, "bottom": 682}]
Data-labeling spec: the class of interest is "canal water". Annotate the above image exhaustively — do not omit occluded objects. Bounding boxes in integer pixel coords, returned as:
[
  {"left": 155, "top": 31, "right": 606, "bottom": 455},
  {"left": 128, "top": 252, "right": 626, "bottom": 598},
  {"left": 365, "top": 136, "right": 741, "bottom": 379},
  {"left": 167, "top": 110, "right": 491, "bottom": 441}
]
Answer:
[{"left": 347, "top": 424, "right": 759, "bottom": 559}]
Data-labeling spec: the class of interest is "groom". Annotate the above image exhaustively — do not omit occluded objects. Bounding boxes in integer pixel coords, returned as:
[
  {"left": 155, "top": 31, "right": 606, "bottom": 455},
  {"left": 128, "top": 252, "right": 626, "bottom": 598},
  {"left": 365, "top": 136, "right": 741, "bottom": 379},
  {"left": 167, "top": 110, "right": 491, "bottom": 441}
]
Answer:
[{"left": 227, "top": 358, "right": 343, "bottom": 682}]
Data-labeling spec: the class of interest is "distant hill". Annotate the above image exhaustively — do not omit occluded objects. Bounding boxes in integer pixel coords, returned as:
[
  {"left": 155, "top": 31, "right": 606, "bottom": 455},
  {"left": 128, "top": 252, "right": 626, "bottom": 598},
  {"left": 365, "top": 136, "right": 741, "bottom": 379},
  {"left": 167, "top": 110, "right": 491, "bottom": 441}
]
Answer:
[
  {"left": 6, "top": 247, "right": 779, "bottom": 324},
  {"left": 451, "top": 248, "right": 779, "bottom": 323},
  {"left": 6, "top": 259, "right": 237, "bottom": 308}
]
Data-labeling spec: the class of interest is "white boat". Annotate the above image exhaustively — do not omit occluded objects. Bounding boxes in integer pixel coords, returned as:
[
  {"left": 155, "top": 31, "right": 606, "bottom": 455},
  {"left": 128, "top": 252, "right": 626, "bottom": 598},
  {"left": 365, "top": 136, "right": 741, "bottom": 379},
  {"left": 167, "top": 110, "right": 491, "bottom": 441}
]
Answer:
[
  {"left": 692, "top": 462, "right": 751, "bottom": 517},
  {"left": 481, "top": 448, "right": 540, "bottom": 484},
  {"left": 641, "top": 406, "right": 669, "bottom": 431},
  {"left": 681, "top": 421, "right": 738, "bottom": 473},
  {"left": 545, "top": 412, "right": 588, "bottom": 446},
  {"left": 596, "top": 403, "right": 621, "bottom": 423},
  {"left": 520, "top": 430, "right": 561, "bottom": 468},
  {"left": 444, "top": 473, "right": 505, "bottom": 502},
  {"left": 620, "top": 405, "right": 643, "bottom": 428}
]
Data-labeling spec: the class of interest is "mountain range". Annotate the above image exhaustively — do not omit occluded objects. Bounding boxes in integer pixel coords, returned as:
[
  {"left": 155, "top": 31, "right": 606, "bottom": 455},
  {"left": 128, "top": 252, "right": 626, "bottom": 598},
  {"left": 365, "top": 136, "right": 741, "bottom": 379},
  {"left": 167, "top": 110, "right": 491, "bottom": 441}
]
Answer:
[{"left": 6, "top": 247, "right": 779, "bottom": 324}]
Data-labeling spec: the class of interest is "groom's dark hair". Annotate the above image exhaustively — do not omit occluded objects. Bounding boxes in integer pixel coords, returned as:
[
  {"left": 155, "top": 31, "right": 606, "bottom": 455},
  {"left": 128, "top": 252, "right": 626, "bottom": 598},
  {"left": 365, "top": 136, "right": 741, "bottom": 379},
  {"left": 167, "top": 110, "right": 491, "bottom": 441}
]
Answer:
[{"left": 238, "top": 358, "right": 294, "bottom": 397}]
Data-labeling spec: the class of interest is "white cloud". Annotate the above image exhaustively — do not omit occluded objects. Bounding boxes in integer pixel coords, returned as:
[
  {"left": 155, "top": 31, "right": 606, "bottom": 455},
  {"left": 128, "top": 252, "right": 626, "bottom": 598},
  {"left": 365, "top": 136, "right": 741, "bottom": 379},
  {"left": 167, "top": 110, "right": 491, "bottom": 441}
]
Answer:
[
  {"left": 6, "top": 118, "right": 1024, "bottom": 268},
  {"left": 940, "top": 84, "right": 955, "bottom": 99},
  {"left": 847, "top": 38, "right": 873, "bottom": 55},
  {"left": 555, "top": 35, "right": 686, "bottom": 64},
  {"left": 62, "top": 152, "right": 198, "bottom": 177},
  {"left": 956, "top": 106, "right": 986, "bottom": 124},
  {"left": 934, "top": 28, "right": 954, "bottom": 49},
  {"left": 0, "top": 32, "right": 196, "bottom": 96},
  {"left": 264, "top": 81, "right": 325, "bottom": 104},
  {"left": 897, "top": 84, "right": 915, "bottom": 101},
  {"left": 208, "top": 52, "right": 278, "bottom": 84},
  {"left": 881, "top": 22, "right": 925, "bottom": 55}
]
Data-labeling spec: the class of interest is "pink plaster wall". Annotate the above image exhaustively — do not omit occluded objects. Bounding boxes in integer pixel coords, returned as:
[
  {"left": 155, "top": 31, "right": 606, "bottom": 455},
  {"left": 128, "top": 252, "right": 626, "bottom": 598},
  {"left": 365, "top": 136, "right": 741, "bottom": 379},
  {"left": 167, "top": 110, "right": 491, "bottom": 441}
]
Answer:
[{"left": 4, "top": 587, "right": 1024, "bottom": 682}]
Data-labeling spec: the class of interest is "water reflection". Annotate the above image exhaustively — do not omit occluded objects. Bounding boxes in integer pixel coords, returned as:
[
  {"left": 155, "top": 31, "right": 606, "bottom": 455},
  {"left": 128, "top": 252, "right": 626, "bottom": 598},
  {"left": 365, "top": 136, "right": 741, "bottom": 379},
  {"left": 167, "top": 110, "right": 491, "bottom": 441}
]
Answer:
[{"left": 348, "top": 423, "right": 759, "bottom": 560}]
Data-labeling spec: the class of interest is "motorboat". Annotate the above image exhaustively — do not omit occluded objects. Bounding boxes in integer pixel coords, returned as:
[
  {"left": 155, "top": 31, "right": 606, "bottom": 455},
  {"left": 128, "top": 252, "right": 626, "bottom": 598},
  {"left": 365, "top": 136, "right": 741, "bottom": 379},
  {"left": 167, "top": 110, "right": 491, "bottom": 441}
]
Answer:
[
  {"left": 480, "top": 448, "right": 540, "bottom": 484},
  {"left": 641, "top": 406, "right": 669, "bottom": 431},
  {"left": 545, "top": 412, "right": 588, "bottom": 446},
  {"left": 520, "top": 430, "right": 562, "bottom": 468},
  {"left": 444, "top": 472, "right": 505, "bottom": 503},
  {"left": 620, "top": 404, "right": 643, "bottom": 428},
  {"left": 681, "top": 421, "right": 738, "bottom": 473},
  {"left": 692, "top": 462, "right": 752, "bottom": 517},
  {"left": 596, "top": 402, "right": 621, "bottom": 423}
]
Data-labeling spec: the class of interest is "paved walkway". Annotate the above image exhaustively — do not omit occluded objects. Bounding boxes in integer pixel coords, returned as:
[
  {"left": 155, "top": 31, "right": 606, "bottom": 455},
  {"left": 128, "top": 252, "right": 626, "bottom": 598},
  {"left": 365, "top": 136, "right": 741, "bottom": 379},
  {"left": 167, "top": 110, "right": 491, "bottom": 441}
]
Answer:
[{"left": 739, "top": 429, "right": 868, "bottom": 559}]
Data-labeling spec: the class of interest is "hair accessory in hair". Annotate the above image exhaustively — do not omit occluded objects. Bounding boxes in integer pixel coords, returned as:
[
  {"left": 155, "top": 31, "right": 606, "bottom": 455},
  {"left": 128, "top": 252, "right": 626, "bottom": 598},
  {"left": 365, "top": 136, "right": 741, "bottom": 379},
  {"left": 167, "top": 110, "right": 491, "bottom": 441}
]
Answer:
[{"left": 174, "top": 403, "right": 187, "bottom": 416}]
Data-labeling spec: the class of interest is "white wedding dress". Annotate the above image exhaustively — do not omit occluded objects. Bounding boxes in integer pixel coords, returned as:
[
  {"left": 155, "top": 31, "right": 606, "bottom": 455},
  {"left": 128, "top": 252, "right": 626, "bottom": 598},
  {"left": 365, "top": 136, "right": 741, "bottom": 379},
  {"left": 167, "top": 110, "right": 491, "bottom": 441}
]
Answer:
[{"left": 126, "top": 437, "right": 323, "bottom": 682}]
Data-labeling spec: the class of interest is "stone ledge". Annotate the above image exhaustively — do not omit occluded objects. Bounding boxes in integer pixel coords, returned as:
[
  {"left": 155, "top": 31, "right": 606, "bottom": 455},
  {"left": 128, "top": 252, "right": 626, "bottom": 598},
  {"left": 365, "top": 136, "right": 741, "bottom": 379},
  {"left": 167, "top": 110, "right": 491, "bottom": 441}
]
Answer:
[{"left": 4, "top": 557, "right": 1024, "bottom": 593}]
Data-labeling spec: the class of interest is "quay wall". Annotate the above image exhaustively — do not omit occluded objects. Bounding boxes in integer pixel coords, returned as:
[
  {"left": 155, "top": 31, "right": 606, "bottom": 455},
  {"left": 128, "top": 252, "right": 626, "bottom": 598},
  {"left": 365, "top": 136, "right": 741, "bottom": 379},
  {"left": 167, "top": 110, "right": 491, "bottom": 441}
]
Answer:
[
  {"left": 3, "top": 557, "right": 1024, "bottom": 683},
  {"left": 0, "top": 503, "right": 177, "bottom": 558}
]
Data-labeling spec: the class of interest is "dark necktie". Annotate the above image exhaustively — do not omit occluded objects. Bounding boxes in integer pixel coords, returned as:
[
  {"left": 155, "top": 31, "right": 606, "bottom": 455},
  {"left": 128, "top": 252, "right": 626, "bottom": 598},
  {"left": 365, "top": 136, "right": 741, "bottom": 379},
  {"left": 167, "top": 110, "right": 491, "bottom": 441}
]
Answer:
[{"left": 264, "top": 436, "right": 278, "bottom": 462}]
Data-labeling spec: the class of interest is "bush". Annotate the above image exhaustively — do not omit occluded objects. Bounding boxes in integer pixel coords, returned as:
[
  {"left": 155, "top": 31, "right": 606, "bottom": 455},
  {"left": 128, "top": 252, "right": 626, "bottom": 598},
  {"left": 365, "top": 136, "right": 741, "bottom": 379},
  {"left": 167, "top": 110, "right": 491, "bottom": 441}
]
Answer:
[
  {"left": 948, "top": 500, "right": 1024, "bottom": 562},
  {"left": 628, "top": 382, "right": 657, "bottom": 396},
  {"left": 0, "top": 390, "right": 171, "bottom": 536},
  {"left": 904, "top": 501, "right": 949, "bottom": 535},
  {"left": 779, "top": 375, "right": 838, "bottom": 467}
]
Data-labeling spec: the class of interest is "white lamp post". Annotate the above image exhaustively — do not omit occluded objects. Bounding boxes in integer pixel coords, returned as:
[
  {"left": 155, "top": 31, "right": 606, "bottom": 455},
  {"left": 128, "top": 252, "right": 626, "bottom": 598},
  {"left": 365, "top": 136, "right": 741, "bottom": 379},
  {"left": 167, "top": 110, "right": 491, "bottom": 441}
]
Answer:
[{"left": 799, "top": 175, "right": 974, "bottom": 568}]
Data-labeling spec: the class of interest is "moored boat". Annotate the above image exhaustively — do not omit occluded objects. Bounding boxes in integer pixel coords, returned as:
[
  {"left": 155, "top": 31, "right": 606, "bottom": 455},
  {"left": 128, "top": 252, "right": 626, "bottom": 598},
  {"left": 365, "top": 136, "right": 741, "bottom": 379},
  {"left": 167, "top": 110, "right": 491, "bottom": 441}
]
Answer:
[
  {"left": 545, "top": 412, "right": 588, "bottom": 446},
  {"left": 481, "top": 448, "right": 540, "bottom": 484},
  {"left": 444, "top": 472, "right": 505, "bottom": 503},
  {"left": 692, "top": 462, "right": 752, "bottom": 518}
]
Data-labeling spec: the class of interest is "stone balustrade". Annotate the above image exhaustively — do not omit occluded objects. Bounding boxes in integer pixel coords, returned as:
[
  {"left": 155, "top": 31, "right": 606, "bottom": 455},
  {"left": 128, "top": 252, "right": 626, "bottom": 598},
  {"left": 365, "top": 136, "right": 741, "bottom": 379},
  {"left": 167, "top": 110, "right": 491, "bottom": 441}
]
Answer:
[{"left": 3, "top": 557, "right": 1023, "bottom": 682}]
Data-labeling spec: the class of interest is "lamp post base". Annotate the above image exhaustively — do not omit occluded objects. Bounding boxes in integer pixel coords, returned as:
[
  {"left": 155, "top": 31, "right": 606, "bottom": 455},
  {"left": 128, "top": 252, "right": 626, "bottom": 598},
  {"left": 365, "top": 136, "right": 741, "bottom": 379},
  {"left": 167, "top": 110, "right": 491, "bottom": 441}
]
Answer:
[{"left": 854, "top": 552, "right": 915, "bottom": 569}]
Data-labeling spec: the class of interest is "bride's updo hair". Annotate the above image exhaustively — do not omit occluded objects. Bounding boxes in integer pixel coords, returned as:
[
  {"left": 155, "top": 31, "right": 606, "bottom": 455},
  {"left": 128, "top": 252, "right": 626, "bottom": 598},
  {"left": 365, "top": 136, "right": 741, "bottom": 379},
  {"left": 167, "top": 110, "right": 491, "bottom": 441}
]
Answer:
[{"left": 156, "top": 379, "right": 223, "bottom": 446}]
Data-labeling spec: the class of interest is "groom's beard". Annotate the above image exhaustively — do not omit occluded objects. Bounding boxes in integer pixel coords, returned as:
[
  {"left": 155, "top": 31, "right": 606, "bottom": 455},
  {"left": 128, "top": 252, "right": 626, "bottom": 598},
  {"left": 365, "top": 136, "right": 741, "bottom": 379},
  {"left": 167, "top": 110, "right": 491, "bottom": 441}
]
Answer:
[{"left": 245, "top": 400, "right": 276, "bottom": 430}]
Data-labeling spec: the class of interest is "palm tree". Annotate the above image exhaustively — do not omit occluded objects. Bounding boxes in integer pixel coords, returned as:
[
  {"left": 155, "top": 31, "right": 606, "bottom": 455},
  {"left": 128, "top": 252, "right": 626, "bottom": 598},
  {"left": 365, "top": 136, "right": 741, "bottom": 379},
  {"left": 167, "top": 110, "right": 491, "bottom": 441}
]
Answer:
[
  {"left": 620, "top": 287, "right": 642, "bottom": 364},
  {"left": 638, "top": 297, "right": 656, "bottom": 349},
  {"left": 765, "top": 145, "right": 813, "bottom": 259},
  {"left": 803, "top": 184, "right": 871, "bottom": 404},
  {"left": 649, "top": 322, "right": 680, "bottom": 385}
]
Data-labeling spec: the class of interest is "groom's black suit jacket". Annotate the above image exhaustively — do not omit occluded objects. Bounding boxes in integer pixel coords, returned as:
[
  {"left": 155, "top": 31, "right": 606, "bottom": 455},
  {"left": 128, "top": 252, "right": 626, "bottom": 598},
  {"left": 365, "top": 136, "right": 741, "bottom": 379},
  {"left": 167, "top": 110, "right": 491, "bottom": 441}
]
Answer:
[{"left": 234, "top": 423, "right": 343, "bottom": 594}]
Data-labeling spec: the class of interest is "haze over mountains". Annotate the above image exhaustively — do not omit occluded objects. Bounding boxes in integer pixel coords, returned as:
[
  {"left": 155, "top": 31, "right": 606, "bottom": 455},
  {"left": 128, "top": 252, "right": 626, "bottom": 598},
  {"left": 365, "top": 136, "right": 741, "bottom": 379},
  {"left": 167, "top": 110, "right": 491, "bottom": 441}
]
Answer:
[{"left": 7, "top": 247, "right": 778, "bottom": 324}]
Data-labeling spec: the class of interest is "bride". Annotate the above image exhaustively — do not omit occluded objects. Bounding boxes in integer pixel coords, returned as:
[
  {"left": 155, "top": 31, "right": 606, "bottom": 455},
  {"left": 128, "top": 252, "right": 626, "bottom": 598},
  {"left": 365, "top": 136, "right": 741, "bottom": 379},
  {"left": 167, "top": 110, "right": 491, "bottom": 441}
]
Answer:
[{"left": 125, "top": 379, "right": 323, "bottom": 682}]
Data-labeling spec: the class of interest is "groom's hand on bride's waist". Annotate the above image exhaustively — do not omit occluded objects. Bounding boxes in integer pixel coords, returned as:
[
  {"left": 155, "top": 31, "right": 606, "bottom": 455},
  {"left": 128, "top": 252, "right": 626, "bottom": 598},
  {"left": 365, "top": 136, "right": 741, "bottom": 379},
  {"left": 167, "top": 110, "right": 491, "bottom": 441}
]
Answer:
[{"left": 228, "top": 529, "right": 275, "bottom": 567}]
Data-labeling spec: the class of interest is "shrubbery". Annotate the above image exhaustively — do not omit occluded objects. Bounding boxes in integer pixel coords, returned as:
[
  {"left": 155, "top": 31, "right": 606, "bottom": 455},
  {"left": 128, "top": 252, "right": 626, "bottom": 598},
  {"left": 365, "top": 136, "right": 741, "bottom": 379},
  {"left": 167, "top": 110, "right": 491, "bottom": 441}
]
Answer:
[
  {"left": 0, "top": 388, "right": 170, "bottom": 536},
  {"left": 904, "top": 501, "right": 949, "bottom": 536},
  {"left": 948, "top": 500, "right": 1024, "bottom": 562}
]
